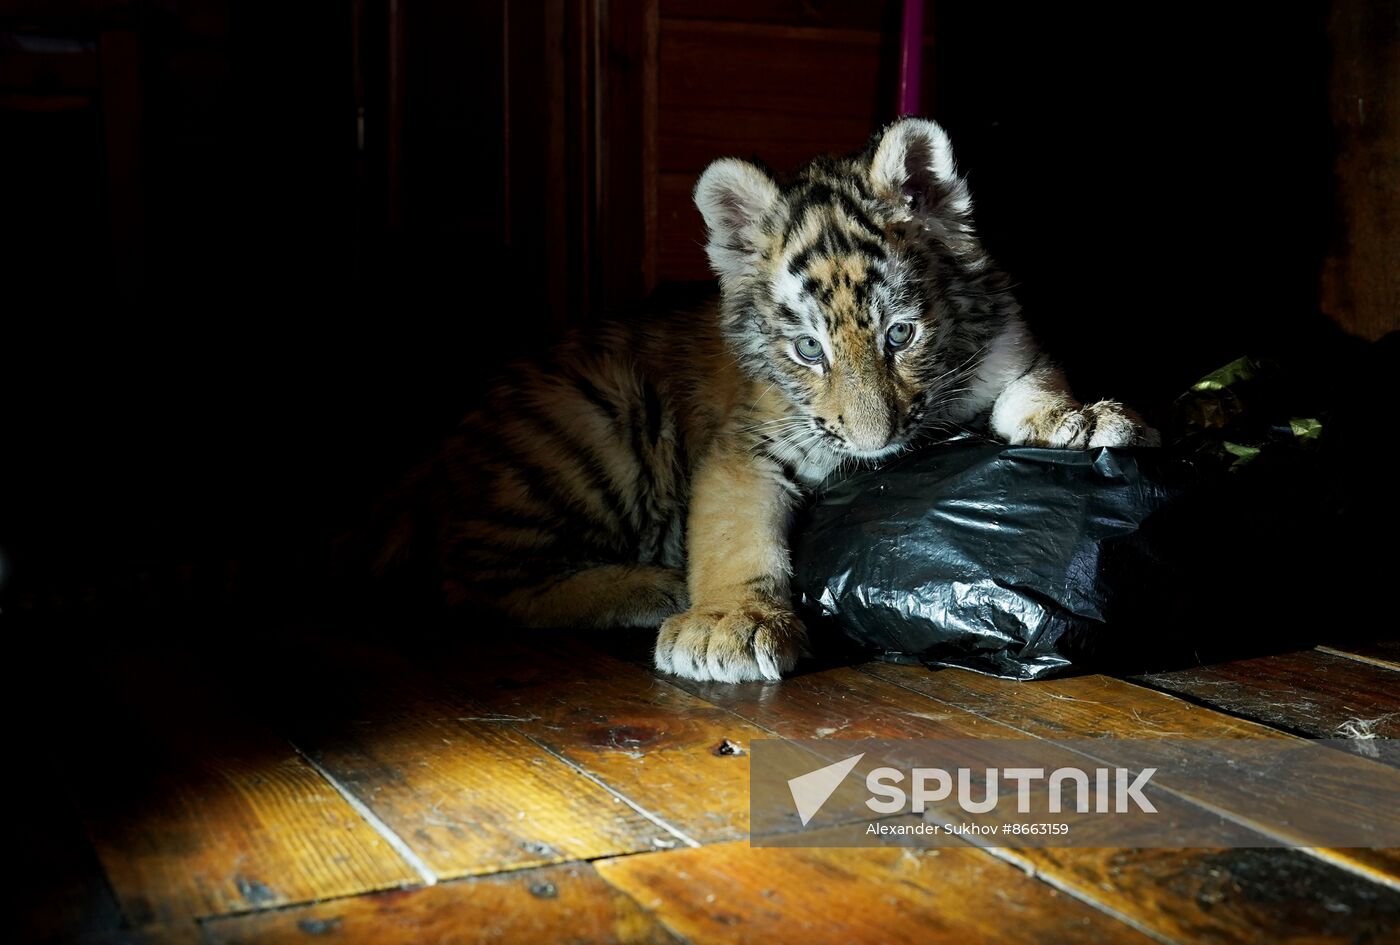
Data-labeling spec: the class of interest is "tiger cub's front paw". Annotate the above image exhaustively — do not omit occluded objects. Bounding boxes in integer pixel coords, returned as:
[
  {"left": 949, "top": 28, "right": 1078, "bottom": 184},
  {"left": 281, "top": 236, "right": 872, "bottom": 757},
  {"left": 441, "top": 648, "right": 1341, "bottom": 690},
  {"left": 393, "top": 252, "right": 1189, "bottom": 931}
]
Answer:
[
  {"left": 1012, "top": 399, "right": 1160, "bottom": 449},
  {"left": 654, "top": 598, "right": 806, "bottom": 683}
]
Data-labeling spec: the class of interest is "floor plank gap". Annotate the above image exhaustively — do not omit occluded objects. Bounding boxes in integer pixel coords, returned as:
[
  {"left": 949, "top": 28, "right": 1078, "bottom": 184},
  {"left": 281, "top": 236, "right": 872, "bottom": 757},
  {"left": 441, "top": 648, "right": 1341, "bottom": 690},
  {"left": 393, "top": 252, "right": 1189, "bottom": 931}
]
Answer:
[
  {"left": 518, "top": 730, "right": 703, "bottom": 851},
  {"left": 975, "top": 846, "right": 1182, "bottom": 945},
  {"left": 287, "top": 738, "right": 439, "bottom": 888}
]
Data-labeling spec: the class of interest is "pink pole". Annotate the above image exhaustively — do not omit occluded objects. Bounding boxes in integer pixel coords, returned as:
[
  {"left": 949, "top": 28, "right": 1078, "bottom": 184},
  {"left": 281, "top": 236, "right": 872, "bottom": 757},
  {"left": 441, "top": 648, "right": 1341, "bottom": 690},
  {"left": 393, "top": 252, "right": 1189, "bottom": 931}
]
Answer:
[{"left": 897, "top": 0, "right": 925, "bottom": 117}]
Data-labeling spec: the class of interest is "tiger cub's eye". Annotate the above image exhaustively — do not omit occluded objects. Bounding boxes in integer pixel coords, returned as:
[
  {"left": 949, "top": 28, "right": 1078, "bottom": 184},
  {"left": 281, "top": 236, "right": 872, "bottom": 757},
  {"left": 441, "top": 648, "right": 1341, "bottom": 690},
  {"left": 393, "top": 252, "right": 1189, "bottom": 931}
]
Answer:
[
  {"left": 795, "top": 336, "right": 825, "bottom": 363},
  {"left": 886, "top": 322, "right": 915, "bottom": 349}
]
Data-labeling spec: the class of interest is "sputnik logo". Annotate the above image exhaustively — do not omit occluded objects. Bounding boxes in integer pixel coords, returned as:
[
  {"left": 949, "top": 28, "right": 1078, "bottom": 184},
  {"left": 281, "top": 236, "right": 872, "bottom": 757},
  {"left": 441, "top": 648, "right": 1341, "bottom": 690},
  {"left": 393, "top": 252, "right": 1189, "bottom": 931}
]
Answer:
[{"left": 787, "top": 753, "right": 865, "bottom": 826}]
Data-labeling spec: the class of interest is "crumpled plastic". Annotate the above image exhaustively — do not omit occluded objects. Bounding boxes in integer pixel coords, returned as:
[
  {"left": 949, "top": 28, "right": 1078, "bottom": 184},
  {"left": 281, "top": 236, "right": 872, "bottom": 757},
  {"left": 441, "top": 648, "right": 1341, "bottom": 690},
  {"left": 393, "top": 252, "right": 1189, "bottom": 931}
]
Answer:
[
  {"left": 791, "top": 438, "right": 1192, "bottom": 679},
  {"left": 788, "top": 344, "right": 1384, "bottom": 680}
]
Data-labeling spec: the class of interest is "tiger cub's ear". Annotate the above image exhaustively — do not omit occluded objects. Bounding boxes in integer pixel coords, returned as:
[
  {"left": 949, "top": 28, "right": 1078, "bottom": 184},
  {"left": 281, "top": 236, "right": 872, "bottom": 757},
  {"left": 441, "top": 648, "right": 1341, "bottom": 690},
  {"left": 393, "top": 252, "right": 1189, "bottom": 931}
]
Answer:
[
  {"left": 868, "top": 117, "right": 973, "bottom": 224},
  {"left": 694, "top": 158, "right": 781, "bottom": 284}
]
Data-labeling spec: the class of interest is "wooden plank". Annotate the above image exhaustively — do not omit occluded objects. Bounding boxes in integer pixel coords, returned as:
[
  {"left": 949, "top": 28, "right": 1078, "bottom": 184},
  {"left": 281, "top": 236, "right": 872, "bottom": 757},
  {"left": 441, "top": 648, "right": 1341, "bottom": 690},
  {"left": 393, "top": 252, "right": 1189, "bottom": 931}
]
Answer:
[
  {"left": 657, "top": 170, "right": 709, "bottom": 281},
  {"left": 661, "top": 1, "right": 894, "bottom": 31},
  {"left": 203, "top": 861, "right": 678, "bottom": 945},
  {"left": 429, "top": 635, "right": 789, "bottom": 844},
  {"left": 268, "top": 639, "right": 674, "bottom": 880},
  {"left": 654, "top": 8, "right": 899, "bottom": 285},
  {"left": 502, "top": 0, "right": 572, "bottom": 329},
  {"left": 627, "top": 657, "right": 1400, "bottom": 943},
  {"left": 659, "top": 105, "right": 874, "bottom": 174},
  {"left": 596, "top": 841, "right": 1158, "bottom": 945},
  {"left": 649, "top": 661, "right": 1268, "bottom": 848},
  {"left": 988, "top": 846, "right": 1400, "bottom": 945},
  {"left": 1318, "top": 640, "right": 1400, "bottom": 673},
  {"left": 1135, "top": 648, "right": 1400, "bottom": 742},
  {"left": 1321, "top": 0, "right": 1400, "bottom": 340},
  {"left": 67, "top": 650, "right": 419, "bottom": 924},
  {"left": 598, "top": 0, "right": 659, "bottom": 309},
  {"left": 655, "top": 111, "right": 877, "bottom": 281},
  {"left": 659, "top": 20, "right": 885, "bottom": 119},
  {"left": 861, "top": 663, "right": 1295, "bottom": 742},
  {"left": 861, "top": 662, "right": 1400, "bottom": 888}
]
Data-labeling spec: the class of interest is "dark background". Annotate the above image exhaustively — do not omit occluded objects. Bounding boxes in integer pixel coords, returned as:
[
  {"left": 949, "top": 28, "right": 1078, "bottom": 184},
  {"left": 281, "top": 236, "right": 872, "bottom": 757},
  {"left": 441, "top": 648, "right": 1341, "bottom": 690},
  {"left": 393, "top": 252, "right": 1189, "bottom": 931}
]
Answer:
[{"left": 3, "top": 0, "right": 1396, "bottom": 624}]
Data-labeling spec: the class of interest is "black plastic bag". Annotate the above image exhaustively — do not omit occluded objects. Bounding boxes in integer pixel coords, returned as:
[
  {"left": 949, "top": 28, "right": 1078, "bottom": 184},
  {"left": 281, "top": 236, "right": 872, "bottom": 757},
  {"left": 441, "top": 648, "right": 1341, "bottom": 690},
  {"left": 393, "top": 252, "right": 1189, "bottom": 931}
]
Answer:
[
  {"left": 791, "top": 439, "right": 1193, "bottom": 679},
  {"left": 792, "top": 337, "right": 1399, "bottom": 680}
]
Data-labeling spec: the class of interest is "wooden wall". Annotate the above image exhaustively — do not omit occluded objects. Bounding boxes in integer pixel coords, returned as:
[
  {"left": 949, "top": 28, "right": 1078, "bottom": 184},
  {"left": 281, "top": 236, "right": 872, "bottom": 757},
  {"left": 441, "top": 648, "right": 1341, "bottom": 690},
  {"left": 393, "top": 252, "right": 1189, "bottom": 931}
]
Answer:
[
  {"left": 654, "top": 0, "right": 919, "bottom": 282},
  {"left": 1321, "top": 0, "right": 1400, "bottom": 341},
  {"left": 359, "top": 0, "right": 928, "bottom": 320},
  {"left": 410, "top": 0, "right": 931, "bottom": 315},
  {"left": 4, "top": 0, "right": 1397, "bottom": 621}
]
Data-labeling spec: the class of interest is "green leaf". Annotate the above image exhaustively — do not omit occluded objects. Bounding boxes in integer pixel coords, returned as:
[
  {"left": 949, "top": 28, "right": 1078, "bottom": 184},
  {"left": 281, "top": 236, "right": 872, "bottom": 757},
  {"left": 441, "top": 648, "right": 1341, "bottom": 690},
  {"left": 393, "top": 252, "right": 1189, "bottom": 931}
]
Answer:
[
  {"left": 1289, "top": 417, "right": 1323, "bottom": 442},
  {"left": 1189, "top": 356, "right": 1262, "bottom": 393},
  {"left": 1222, "top": 441, "right": 1261, "bottom": 469}
]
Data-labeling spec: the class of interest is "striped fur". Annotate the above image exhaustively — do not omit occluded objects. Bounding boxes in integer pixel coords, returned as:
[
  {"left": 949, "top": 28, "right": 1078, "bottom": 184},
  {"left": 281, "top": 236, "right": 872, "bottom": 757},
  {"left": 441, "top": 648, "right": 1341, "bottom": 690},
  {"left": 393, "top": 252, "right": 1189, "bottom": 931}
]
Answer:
[{"left": 392, "top": 118, "right": 1158, "bottom": 682}]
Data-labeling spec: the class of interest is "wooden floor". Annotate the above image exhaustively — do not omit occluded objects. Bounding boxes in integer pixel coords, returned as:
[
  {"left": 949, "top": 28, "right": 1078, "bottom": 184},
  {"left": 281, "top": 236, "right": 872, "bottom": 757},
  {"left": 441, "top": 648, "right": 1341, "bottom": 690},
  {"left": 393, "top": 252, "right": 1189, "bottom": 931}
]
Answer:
[{"left": 22, "top": 624, "right": 1400, "bottom": 944}]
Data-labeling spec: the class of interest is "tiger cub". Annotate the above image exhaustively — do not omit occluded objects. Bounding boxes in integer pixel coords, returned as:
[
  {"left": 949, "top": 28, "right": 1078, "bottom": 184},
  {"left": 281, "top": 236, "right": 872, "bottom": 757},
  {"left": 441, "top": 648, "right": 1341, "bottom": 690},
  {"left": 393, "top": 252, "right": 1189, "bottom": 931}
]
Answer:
[{"left": 392, "top": 118, "right": 1158, "bottom": 683}]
